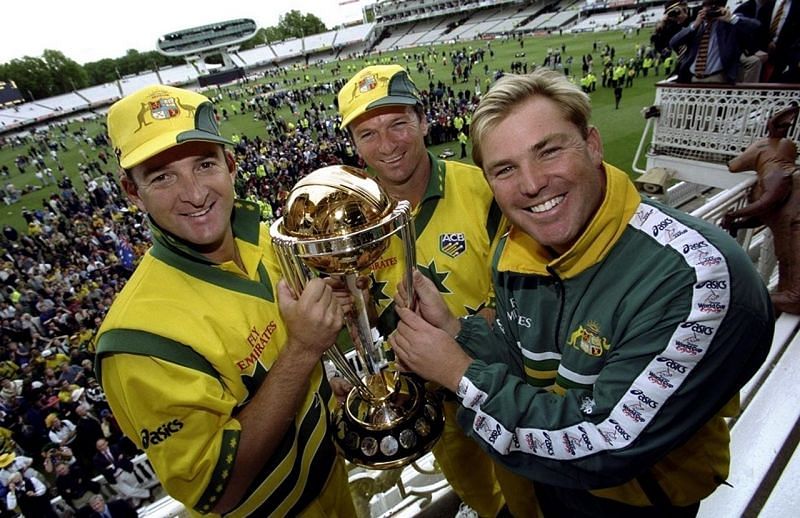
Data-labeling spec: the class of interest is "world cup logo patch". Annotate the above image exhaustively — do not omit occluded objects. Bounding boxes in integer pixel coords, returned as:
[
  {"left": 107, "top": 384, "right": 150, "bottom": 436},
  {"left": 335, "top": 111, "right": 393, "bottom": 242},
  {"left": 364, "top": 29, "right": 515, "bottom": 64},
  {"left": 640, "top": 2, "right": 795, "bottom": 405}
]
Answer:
[{"left": 440, "top": 233, "right": 466, "bottom": 258}]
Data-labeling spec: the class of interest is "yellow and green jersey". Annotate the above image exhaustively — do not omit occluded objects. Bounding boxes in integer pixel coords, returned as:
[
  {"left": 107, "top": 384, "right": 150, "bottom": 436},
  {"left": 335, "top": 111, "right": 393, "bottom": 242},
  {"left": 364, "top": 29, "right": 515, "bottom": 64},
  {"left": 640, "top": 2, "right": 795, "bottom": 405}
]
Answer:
[
  {"left": 95, "top": 200, "right": 336, "bottom": 517},
  {"left": 369, "top": 152, "right": 504, "bottom": 334}
]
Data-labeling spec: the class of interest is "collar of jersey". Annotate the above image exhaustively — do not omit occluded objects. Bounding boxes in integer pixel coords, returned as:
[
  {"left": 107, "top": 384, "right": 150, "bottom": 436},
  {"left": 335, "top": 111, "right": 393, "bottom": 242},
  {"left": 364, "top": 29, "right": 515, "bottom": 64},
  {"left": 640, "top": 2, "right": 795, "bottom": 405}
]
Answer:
[
  {"left": 148, "top": 199, "right": 261, "bottom": 265},
  {"left": 363, "top": 151, "right": 445, "bottom": 203},
  {"left": 497, "top": 162, "right": 640, "bottom": 279},
  {"left": 364, "top": 151, "right": 446, "bottom": 238}
]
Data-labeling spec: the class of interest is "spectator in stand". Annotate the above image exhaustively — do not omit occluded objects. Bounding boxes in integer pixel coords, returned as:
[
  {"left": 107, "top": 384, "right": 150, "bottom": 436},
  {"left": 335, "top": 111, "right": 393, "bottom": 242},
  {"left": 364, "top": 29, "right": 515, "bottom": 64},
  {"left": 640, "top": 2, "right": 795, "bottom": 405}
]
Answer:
[
  {"left": 0, "top": 452, "right": 44, "bottom": 486},
  {"left": 41, "top": 367, "right": 60, "bottom": 390},
  {"left": 670, "top": 0, "right": 762, "bottom": 83},
  {"left": 57, "top": 360, "right": 86, "bottom": 386},
  {"left": 650, "top": 0, "right": 692, "bottom": 59},
  {"left": 4, "top": 472, "right": 58, "bottom": 518},
  {"left": 87, "top": 493, "right": 137, "bottom": 518},
  {"left": 93, "top": 438, "right": 150, "bottom": 507},
  {"left": 42, "top": 444, "right": 76, "bottom": 474},
  {"left": 42, "top": 348, "right": 70, "bottom": 371},
  {"left": 46, "top": 413, "right": 76, "bottom": 446},
  {"left": 735, "top": 0, "right": 800, "bottom": 82},
  {"left": 71, "top": 405, "right": 105, "bottom": 473},
  {"left": 84, "top": 378, "right": 109, "bottom": 414},
  {"left": 54, "top": 461, "right": 101, "bottom": 512}
]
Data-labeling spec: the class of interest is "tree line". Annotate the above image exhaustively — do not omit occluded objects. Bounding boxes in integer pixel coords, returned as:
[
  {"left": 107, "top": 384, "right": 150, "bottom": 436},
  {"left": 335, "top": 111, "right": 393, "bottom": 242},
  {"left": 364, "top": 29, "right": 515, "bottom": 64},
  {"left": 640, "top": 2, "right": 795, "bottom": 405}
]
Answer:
[{"left": 0, "top": 10, "right": 327, "bottom": 102}]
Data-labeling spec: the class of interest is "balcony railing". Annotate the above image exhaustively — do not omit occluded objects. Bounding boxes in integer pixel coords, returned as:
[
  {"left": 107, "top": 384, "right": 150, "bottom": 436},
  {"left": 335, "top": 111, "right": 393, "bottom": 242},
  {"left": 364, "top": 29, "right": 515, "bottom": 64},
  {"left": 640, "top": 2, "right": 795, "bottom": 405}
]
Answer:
[{"left": 634, "top": 81, "right": 799, "bottom": 189}]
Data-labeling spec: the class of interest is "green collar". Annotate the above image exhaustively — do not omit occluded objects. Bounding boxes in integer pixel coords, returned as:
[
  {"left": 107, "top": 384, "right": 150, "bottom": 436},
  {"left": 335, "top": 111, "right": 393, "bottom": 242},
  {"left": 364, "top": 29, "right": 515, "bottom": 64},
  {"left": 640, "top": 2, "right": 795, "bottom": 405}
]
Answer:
[
  {"left": 149, "top": 199, "right": 261, "bottom": 264},
  {"left": 498, "top": 163, "right": 640, "bottom": 279},
  {"left": 147, "top": 199, "right": 274, "bottom": 302},
  {"left": 420, "top": 151, "right": 446, "bottom": 203},
  {"left": 412, "top": 151, "right": 447, "bottom": 237}
]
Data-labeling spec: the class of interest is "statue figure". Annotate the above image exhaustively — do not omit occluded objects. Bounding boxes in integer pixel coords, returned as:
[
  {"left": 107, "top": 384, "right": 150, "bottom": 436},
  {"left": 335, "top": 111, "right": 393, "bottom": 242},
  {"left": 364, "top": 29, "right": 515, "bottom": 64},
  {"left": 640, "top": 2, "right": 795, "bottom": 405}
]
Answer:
[{"left": 723, "top": 103, "right": 800, "bottom": 314}]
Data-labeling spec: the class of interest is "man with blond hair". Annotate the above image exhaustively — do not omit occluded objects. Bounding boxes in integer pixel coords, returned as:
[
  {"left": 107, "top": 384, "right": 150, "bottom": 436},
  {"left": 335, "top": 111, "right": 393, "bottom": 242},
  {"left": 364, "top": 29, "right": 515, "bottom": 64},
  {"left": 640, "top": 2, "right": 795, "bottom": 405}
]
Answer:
[{"left": 391, "top": 69, "right": 773, "bottom": 517}]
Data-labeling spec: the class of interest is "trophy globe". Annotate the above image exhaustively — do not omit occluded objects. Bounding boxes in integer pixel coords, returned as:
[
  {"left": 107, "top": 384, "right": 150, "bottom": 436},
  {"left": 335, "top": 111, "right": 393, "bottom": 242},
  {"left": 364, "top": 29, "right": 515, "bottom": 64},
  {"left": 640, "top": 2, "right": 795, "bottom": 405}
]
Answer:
[{"left": 270, "top": 165, "right": 444, "bottom": 469}]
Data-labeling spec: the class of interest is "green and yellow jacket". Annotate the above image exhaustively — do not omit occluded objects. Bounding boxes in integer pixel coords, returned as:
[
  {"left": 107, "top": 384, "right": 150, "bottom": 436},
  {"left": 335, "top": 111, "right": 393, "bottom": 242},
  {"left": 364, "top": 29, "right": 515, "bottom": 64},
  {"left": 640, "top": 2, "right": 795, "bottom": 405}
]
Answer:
[{"left": 455, "top": 164, "right": 773, "bottom": 507}]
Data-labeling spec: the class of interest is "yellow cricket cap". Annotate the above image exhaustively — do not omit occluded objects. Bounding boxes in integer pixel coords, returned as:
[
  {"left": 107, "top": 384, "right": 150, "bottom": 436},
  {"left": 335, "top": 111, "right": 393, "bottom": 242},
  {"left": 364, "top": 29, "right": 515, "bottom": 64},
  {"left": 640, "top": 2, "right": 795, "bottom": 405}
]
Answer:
[
  {"left": 0, "top": 452, "right": 15, "bottom": 468},
  {"left": 45, "top": 413, "right": 59, "bottom": 428},
  {"left": 108, "top": 84, "right": 232, "bottom": 169},
  {"left": 337, "top": 65, "right": 421, "bottom": 129}
]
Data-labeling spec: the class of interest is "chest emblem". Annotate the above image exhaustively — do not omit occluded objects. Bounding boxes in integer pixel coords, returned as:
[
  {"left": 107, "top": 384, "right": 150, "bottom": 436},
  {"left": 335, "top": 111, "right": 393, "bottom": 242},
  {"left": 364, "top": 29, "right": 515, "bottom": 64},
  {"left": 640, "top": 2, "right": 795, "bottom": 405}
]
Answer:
[
  {"left": 439, "top": 232, "right": 466, "bottom": 258},
  {"left": 567, "top": 321, "right": 610, "bottom": 357}
]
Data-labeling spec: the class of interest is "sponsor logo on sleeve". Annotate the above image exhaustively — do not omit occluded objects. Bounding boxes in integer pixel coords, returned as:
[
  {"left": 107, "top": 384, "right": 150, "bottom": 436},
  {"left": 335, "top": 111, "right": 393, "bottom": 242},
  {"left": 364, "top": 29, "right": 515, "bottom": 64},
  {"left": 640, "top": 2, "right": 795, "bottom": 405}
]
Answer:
[
  {"left": 468, "top": 392, "right": 486, "bottom": 407},
  {"left": 680, "top": 321, "right": 715, "bottom": 336},
  {"left": 635, "top": 207, "right": 654, "bottom": 226},
  {"left": 622, "top": 401, "right": 647, "bottom": 423},
  {"left": 695, "top": 280, "right": 728, "bottom": 313},
  {"left": 675, "top": 334, "right": 704, "bottom": 355},
  {"left": 656, "top": 356, "right": 687, "bottom": 373},
  {"left": 651, "top": 217, "right": 674, "bottom": 237},
  {"left": 561, "top": 427, "right": 593, "bottom": 455},
  {"left": 542, "top": 431, "right": 555, "bottom": 455},
  {"left": 630, "top": 389, "right": 659, "bottom": 409},
  {"left": 647, "top": 368, "right": 675, "bottom": 389},
  {"left": 141, "top": 419, "right": 184, "bottom": 449},
  {"left": 599, "top": 418, "right": 633, "bottom": 444},
  {"left": 665, "top": 227, "right": 688, "bottom": 241},
  {"left": 487, "top": 424, "right": 503, "bottom": 444}
]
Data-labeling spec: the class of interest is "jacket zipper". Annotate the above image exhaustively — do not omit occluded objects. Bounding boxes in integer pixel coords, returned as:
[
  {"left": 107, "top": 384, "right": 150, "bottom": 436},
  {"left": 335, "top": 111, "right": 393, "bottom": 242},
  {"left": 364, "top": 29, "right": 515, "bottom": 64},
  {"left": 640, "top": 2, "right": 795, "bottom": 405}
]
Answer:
[{"left": 546, "top": 265, "right": 565, "bottom": 352}]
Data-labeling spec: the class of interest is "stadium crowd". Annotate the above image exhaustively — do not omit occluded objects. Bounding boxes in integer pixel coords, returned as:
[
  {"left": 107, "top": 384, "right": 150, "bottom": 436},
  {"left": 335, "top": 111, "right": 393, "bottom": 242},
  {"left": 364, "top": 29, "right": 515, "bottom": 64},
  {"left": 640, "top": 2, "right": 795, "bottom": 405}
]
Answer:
[{"left": 0, "top": 13, "right": 795, "bottom": 511}]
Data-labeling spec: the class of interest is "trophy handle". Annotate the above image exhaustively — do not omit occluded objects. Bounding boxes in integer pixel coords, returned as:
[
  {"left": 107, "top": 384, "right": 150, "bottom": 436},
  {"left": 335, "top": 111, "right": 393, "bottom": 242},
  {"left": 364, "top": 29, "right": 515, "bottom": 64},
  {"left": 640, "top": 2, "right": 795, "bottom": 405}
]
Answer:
[
  {"left": 398, "top": 205, "right": 417, "bottom": 312},
  {"left": 270, "top": 227, "right": 370, "bottom": 394}
]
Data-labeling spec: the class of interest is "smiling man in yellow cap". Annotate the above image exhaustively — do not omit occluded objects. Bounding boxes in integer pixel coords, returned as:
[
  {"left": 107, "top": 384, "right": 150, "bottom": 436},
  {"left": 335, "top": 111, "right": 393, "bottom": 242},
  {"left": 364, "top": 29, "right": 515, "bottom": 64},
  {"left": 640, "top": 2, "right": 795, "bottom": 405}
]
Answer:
[
  {"left": 337, "top": 65, "right": 539, "bottom": 517},
  {"left": 94, "top": 84, "right": 355, "bottom": 517}
]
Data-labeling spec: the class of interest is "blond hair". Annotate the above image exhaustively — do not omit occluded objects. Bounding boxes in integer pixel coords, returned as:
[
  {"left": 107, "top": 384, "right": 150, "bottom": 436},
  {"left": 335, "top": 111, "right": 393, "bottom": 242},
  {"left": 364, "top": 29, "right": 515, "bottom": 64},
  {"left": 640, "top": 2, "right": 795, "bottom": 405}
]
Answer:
[{"left": 471, "top": 69, "right": 592, "bottom": 169}]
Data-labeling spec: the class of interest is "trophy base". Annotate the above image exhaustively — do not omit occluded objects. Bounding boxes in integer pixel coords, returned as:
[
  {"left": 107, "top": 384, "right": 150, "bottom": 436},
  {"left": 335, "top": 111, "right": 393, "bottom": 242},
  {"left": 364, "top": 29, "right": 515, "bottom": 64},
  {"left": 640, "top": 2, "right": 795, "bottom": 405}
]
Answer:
[{"left": 332, "top": 374, "right": 444, "bottom": 470}]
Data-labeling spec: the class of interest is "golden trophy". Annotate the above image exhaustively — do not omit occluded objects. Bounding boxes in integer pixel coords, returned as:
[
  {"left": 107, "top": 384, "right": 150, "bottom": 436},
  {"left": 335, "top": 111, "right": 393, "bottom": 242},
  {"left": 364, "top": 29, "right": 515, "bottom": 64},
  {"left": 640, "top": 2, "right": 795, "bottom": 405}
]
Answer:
[{"left": 270, "top": 165, "right": 444, "bottom": 469}]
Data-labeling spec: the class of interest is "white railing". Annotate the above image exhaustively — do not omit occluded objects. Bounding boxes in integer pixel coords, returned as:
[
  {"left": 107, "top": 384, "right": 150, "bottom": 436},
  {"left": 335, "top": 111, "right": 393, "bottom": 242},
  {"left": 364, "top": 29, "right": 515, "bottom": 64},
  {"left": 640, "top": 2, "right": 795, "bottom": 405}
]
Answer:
[{"left": 633, "top": 81, "right": 800, "bottom": 189}]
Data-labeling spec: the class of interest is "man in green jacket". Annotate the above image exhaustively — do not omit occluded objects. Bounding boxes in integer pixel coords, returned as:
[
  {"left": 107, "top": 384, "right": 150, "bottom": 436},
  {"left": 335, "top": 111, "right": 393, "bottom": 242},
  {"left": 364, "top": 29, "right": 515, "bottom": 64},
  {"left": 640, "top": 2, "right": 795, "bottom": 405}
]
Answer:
[{"left": 391, "top": 69, "right": 773, "bottom": 517}]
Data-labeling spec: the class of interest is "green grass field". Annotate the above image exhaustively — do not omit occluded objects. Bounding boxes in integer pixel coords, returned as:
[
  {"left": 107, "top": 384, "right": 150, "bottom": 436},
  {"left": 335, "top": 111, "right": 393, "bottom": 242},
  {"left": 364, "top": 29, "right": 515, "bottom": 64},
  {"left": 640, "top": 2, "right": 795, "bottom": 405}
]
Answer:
[{"left": 0, "top": 28, "right": 664, "bottom": 231}]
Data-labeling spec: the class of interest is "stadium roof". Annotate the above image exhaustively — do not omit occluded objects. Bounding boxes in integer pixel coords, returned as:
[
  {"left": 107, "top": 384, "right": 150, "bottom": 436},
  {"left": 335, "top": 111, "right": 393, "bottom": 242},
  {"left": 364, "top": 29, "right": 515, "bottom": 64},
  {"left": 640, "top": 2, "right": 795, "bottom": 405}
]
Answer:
[{"left": 157, "top": 18, "right": 258, "bottom": 57}]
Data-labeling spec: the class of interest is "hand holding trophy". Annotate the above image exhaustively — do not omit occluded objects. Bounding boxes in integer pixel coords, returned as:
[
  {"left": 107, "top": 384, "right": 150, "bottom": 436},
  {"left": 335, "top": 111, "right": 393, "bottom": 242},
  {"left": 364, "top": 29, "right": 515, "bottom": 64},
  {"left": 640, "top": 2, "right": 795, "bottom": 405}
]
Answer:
[{"left": 270, "top": 165, "right": 444, "bottom": 469}]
